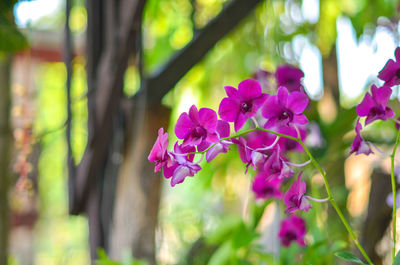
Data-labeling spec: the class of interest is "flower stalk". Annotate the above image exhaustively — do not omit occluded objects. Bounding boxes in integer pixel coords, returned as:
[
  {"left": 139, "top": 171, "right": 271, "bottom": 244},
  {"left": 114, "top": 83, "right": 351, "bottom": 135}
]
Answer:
[{"left": 391, "top": 129, "right": 400, "bottom": 261}]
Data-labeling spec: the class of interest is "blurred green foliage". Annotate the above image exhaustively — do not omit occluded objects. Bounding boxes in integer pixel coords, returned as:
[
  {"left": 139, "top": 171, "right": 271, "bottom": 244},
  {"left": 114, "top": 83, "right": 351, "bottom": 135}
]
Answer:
[
  {"left": 33, "top": 61, "right": 89, "bottom": 264},
  {"left": 0, "top": 0, "right": 27, "bottom": 53},
  {"left": 96, "top": 249, "right": 149, "bottom": 265}
]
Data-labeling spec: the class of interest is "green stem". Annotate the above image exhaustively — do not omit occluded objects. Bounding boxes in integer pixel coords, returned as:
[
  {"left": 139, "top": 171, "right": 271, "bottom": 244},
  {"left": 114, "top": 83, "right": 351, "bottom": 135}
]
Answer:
[
  {"left": 187, "top": 127, "right": 373, "bottom": 264},
  {"left": 294, "top": 135, "right": 372, "bottom": 264},
  {"left": 391, "top": 129, "right": 400, "bottom": 261}
]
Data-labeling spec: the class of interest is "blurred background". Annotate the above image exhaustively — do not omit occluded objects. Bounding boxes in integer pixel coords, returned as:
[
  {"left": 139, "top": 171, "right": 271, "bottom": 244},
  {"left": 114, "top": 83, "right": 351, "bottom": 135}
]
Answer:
[{"left": 1, "top": 0, "right": 400, "bottom": 264}]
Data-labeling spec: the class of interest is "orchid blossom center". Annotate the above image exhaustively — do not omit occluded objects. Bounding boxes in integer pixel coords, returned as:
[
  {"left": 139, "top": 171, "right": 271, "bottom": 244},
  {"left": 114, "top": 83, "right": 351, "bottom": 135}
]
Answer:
[
  {"left": 279, "top": 110, "right": 293, "bottom": 121},
  {"left": 369, "top": 106, "right": 385, "bottom": 117},
  {"left": 284, "top": 231, "right": 298, "bottom": 241},
  {"left": 193, "top": 126, "right": 207, "bottom": 139},
  {"left": 261, "top": 185, "right": 274, "bottom": 195},
  {"left": 240, "top": 102, "right": 252, "bottom": 113},
  {"left": 286, "top": 77, "right": 296, "bottom": 84},
  {"left": 270, "top": 162, "right": 282, "bottom": 174},
  {"left": 289, "top": 194, "right": 302, "bottom": 207}
]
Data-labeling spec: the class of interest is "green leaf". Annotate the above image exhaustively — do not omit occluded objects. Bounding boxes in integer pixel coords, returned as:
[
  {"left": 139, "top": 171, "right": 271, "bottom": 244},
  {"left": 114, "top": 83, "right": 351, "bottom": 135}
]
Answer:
[
  {"left": 393, "top": 250, "right": 400, "bottom": 265},
  {"left": 207, "top": 241, "right": 235, "bottom": 265},
  {"left": 335, "top": 252, "right": 367, "bottom": 264},
  {"left": 96, "top": 248, "right": 121, "bottom": 265},
  {"left": 205, "top": 216, "right": 241, "bottom": 245},
  {"left": 232, "top": 223, "right": 258, "bottom": 249},
  {"left": 252, "top": 250, "right": 278, "bottom": 265},
  {"left": 0, "top": 15, "right": 28, "bottom": 53}
]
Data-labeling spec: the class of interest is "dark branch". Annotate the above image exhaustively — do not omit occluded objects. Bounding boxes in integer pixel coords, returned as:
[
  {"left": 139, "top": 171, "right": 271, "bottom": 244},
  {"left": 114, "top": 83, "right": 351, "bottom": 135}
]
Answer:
[
  {"left": 70, "top": 0, "right": 146, "bottom": 215},
  {"left": 147, "top": 0, "right": 263, "bottom": 104},
  {"left": 64, "top": 0, "right": 76, "bottom": 212}
]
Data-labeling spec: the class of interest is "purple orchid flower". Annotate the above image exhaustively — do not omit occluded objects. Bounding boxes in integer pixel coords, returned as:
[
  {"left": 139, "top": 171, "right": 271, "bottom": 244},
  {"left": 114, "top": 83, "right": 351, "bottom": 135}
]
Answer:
[
  {"left": 378, "top": 47, "right": 400, "bottom": 87},
  {"left": 262, "top": 86, "right": 309, "bottom": 129},
  {"left": 253, "top": 69, "right": 273, "bottom": 90},
  {"left": 279, "top": 215, "right": 307, "bottom": 247},
  {"left": 175, "top": 105, "right": 219, "bottom": 149},
  {"left": 252, "top": 172, "right": 283, "bottom": 200},
  {"left": 164, "top": 142, "right": 201, "bottom": 187},
  {"left": 200, "top": 120, "right": 232, "bottom": 162},
  {"left": 350, "top": 119, "right": 373, "bottom": 156},
  {"left": 148, "top": 128, "right": 169, "bottom": 172},
  {"left": 355, "top": 85, "right": 394, "bottom": 125},
  {"left": 276, "top": 125, "right": 307, "bottom": 153},
  {"left": 218, "top": 79, "right": 268, "bottom": 132},
  {"left": 283, "top": 173, "right": 312, "bottom": 213},
  {"left": 232, "top": 133, "right": 278, "bottom": 173},
  {"left": 275, "top": 64, "right": 304, "bottom": 92},
  {"left": 232, "top": 137, "right": 260, "bottom": 173},
  {"left": 263, "top": 146, "right": 294, "bottom": 180},
  {"left": 246, "top": 130, "right": 277, "bottom": 150}
]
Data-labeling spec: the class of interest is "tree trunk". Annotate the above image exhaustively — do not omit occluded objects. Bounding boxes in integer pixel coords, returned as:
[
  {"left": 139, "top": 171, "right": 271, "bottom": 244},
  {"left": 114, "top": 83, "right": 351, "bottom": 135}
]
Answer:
[
  {"left": 0, "top": 56, "right": 12, "bottom": 263},
  {"left": 110, "top": 103, "right": 170, "bottom": 264},
  {"left": 360, "top": 170, "right": 392, "bottom": 265}
]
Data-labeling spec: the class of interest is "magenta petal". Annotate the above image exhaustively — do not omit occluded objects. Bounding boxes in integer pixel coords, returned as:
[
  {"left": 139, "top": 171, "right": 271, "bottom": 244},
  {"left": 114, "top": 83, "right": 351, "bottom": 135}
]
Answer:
[
  {"left": 365, "top": 114, "right": 377, "bottom": 126},
  {"left": 378, "top": 60, "right": 397, "bottom": 81},
  {"left": 288, "top": 92, "right": 309, "bottom": 114},
  {"left": 163, "top": 163, "right": 177, "bottom": 179},
  {"left": 206, "top": 142, "right": 229, "bottom": 162},
  {"left": 253, "top": 93, "right": 269, "bottom": 109},
  {"left": 224, "top": 86, "right": 238, "bottom": 98},
  {"left": 234, "top": 112, "right": 248, "bottom": 132},
  {"left": 175, "top": 113, "right": 194, "bottom": 139},
  {"left": 206, "top": 132, "right": 220, "bottom": 143},
  {"left": 293, "top": 114, "right": 308, "bottom": 125},
  {"left": 279, "top": 215, "right": 307, "bottom": 247},
  {"left": 183, "top": 134, "right": 202, "bottom": 146},
  {"left": 174, "top": 142, "right": 196, "bottom": 162},
  {"left": 263, "top": 118, "right": 278, "bottom": 129},
  {"left": 217, "top": 120, "right": 230, "bottom": 138},
  {"left": 197, "top": 141, "right": 211, "bottom": 152},
  {"left": 199, "top": 108, "right": 218, "bottom": 132},
  {"left": 237, "top": 79, "right": 262, "bottom": 100},
  {"left": 252, "top": 174, "right": 282, "bottom": 200},
  {"left": 170, "top": 163, "right": 201, "bottom": 187},
  {"left": 232, "top": 138, "right": 249, "bottom": 164},
  {"left": 356, "top": 93, "right": 374, "bottom": 117},
  {"left": 396, "top": 47, "right": 400, "bottom": 61},
  {"left": 355, "top": 118, "right": 362, "bottom": 134},
  {"left": 295, "top": 176, "right": 307, "bottom": 194},
  {"left": 219, "top": 98, "right": 239, "bottom": 122},
  {"left": 283, "top": 173, "right": 311, "bottom": 213},
  {"left": 371, "top": 85, "right": 392, "bottom": 107},
  {"left": 188, "top": 105, "right": 200, "bottom": 124},
  {"left": 261, "top": 96, "right": 282, "bottom": 119},
  {"left": 277, "top": 86, "right": 289, "bottom": 106},
  {"left": 386, "top": 107, "right": 395, "bottom": 119},
  {"left": 170, "top": 166, "right": 191, "bottom": 186},
  {"left": 148, "top": 128, "right": 168, "bottom": 163},
  {"left": 297, "top": 238, "right": 306, "bottom": 247}
]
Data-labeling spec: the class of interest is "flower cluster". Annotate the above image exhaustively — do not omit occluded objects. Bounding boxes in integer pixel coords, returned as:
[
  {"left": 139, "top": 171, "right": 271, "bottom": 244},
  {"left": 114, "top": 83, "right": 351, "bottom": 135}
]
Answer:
[
  {"left": 352, "top": 47, "right": 400, "bottom": 218},
  {"left": 351, "top": 47, "right": 400, "bottom": 156},
  {"left": 148, "top": 46, "right": 400, "bottom": 263},
  {"left": 149, "top": 65, "right": 315, "bottom": 247}
]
